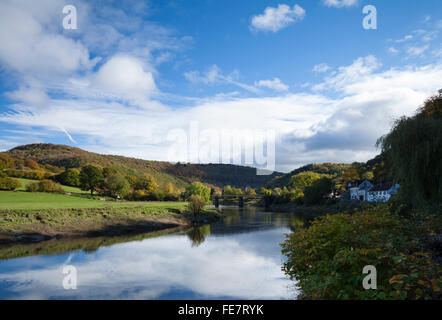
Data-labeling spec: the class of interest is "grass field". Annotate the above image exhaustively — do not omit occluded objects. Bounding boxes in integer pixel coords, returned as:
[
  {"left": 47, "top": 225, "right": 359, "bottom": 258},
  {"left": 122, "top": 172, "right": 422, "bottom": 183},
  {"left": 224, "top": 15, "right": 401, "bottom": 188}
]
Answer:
[
  {"left": 0, "top": 191, "right": 220, "bottom": 243},
  {"left": 15, "top": 178, "right": 89, "bottom": 194},
  {"left": 0, "top": 191, "right": 188, "bottom": 210}
]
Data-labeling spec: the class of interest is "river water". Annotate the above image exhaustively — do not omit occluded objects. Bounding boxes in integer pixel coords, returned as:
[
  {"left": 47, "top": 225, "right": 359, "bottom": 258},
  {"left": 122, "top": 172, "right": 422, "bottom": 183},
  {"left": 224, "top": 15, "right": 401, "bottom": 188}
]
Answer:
[{"left": 0, "top": 207, "right": 303, "bottom": 300}]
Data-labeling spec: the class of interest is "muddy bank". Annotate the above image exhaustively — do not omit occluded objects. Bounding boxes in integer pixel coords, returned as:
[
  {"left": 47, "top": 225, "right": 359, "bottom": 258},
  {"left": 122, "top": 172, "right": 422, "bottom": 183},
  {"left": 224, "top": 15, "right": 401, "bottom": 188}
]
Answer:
[{"left": 0, "top": 206, "right": 220, "bottom": 245}]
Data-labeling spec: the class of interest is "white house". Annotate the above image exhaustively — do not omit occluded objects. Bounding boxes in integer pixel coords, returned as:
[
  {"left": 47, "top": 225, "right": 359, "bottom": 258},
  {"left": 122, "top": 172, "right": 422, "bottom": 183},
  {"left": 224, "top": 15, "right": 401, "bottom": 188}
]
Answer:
[
  {"left": 348, "top": 180, "right": 373, "bottom": 201},
  {"left": 347, "top": 180, "right": 399, "bottom": 203},
  {"left": 367, "top": 183, "right": 400, "bottom": 203}
]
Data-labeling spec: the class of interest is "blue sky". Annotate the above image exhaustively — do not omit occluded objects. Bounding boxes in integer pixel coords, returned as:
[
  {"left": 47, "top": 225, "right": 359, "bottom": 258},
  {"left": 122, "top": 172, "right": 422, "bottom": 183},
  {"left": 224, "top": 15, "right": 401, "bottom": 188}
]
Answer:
[{"left": 0, "top": 0, "right": 441, "bottom": 172}]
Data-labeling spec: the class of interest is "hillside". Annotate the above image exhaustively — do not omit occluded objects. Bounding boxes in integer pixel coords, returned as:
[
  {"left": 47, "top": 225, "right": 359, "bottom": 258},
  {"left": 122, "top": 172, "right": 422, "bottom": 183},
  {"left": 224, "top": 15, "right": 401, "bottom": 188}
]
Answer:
[
  {"left": 267, "top": 157, "right": 387, "bottom": 190},
  {"left": 5, "top": 144, "right": 281, "bottom": 189},
  {"left": 267, "top": 163, "right": 352, "bottom": 188}
]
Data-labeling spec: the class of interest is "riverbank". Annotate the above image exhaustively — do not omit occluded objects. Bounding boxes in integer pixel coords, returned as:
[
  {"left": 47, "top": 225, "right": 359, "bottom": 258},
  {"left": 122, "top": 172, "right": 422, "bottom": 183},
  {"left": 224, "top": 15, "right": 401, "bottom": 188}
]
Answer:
[
  {"left": 260, "top": 201, "right": 372, "bottom": 220},
  {"left": 0, "top": 204, "right": 220, "bottom": 245}
]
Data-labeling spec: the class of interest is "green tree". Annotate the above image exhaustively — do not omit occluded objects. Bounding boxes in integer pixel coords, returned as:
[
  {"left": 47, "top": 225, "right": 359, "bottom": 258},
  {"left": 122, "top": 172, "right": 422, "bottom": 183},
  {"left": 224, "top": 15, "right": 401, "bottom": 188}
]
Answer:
[
  {"left": 106, "top": 174, "right": 130, "bottom": 198},
  {"left": 185, "top": 182, "right": 211, "bottom": 203},
  {"left": 377, "top": 91, "right": 442, "bottom": 208},
  {"left": 55, "top": 169, "right": 80, "bottom": 187},
  {"left": 303, "top": 177, "right": 334, "bottom": 205},
  {"left": 79, "top": 165, "right": 104, "bottom": 195}
]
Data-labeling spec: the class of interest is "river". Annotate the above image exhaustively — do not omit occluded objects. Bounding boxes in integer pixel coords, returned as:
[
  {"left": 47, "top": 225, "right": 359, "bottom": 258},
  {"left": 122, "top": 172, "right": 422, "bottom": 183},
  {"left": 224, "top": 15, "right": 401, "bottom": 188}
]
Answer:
[{"left": 0, "top": 207, "right": 303, "bottom": 300}]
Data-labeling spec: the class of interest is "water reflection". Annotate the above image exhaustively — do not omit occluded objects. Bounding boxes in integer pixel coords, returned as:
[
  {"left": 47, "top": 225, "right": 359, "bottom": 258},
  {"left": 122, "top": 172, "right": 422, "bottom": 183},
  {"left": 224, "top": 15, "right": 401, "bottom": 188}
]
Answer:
[
  {"left": 0, "top": 207, "right": 303, "bottom": 300},
  {"left": 186, "top": 225, "right": 211, "bottom": 247}
]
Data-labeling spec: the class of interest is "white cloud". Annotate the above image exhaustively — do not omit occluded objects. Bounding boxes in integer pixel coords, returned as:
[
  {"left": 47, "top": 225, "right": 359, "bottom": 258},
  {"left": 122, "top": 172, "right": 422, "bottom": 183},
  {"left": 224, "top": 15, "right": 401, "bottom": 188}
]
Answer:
[
  {"left": 184, "top": 65, "right": 260, "bottom": 93},
  {"left": 184, "top": 65, "right": 222, "bottom": 84},
  {"left": 407, "top": 44, "right": 430, "bottom": 57},
  {"left": 255, "top": 78, "right": 289, "bottom": 91},
  {"left": 395, "top": 35, "right": 413, "bottom": 43},
  {"left": 313, "top": 55, "right": 381, "bottom": 92},
  {"left": 312, "top": 63, "right": 331, "bottom": 74},
  {"left": 388, "top": 47, "right": 399, "bottom": 55},
  {"left": 250, "top": 4, "right": 305, "bottom": 33},
  {"left": 322, "top": 0, "right": 359, "bottom": 8},
  {"left": 0, "top": 1, "right": 94, "bottom": 77},
  {"left": 91, "top": 55, "right": 158, "bottom": 108},
  {"left": 1, "top": 1, "right": 442, "bottom": 172}
]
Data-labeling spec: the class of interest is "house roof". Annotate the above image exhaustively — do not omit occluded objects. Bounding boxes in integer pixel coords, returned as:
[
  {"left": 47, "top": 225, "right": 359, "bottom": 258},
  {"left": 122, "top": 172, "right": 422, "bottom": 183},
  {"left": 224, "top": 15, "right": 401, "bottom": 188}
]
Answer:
[{"left": 369, "top": 183, "right": 393, "bottom": 192}]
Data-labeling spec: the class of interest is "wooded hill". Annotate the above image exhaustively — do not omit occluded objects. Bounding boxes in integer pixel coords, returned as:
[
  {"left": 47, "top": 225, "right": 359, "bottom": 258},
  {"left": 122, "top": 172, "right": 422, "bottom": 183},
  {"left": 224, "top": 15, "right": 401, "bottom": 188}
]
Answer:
[{"left": 4, "top": 144, "right": 282, "bottom": 189}]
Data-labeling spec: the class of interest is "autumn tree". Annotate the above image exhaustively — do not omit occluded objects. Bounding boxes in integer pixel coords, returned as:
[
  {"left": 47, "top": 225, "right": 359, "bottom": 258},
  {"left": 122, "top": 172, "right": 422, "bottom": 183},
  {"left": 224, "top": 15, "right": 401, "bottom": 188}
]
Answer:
[
  {"left": 290, "top": 172, "right": 322, "bottom": 197},
  {"left": 135, "top": 175, "right": 158, "bottom": 193}
]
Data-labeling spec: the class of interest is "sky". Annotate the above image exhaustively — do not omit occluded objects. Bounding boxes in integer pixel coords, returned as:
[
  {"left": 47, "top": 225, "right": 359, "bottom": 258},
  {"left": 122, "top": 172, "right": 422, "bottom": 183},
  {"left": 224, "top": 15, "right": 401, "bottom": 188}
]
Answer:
[{"left": 0, "top": 0, "right": 441, "bottom": 172}]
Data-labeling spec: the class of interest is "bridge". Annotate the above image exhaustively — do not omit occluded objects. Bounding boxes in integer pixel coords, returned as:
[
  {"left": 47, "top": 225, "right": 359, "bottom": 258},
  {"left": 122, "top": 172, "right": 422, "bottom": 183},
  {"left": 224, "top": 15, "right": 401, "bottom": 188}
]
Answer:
[{"left": 210, "top": 195, "right": 263, "bottom": 208}]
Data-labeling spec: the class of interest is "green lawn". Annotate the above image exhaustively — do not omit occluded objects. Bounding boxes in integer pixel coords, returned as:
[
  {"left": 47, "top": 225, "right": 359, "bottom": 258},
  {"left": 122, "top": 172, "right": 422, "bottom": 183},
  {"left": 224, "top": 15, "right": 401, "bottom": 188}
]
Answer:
[
  {"left": 0, "top": 191, "right": 187, "bottom": 210},
  {"left": 15, "top": 178, "right": 89, "bottom": 194}
]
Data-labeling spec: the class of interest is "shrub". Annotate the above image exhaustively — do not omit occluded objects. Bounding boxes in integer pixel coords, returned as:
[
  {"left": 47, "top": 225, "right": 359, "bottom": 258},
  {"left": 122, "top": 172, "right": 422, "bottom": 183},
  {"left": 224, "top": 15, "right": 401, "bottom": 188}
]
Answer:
[
  {"left": 281, "top": 205, "right": 441, "bottom": 300},
  {"left": 26, "top": 180, "right": 64, "bottom": 193},
  {"left": 0, "top": 177, "right": 22, "bottom": 191},
  {"left": 187, "top": 195, "right": 206, "bottom": 216},
  {"left": 26, "top": 182, "right": 40, "bottom": 192}
]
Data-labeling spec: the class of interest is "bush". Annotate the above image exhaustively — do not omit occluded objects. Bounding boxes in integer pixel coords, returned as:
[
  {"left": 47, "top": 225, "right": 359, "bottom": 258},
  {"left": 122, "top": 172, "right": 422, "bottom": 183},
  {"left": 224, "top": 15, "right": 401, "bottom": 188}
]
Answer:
[
  {"left": 26, "top": 182, "right": 40, "bottom": 192},
  {"left": 185, "top": 182, "right": 211, "bottom": 203},
  {"left": 0, "top": 177, "right": 22, "bottom": 191},
  {"left": 26, "top": 180, "right": 64, "bottom": 194},
  {"left": 6, "top": 169, "right": 46, "bottom": 180},
  {"left": 281, "top": 205, "right": 441, "bottom": 300},
  {"left": 187, "top": 195, "right": 206, "bottom": 216}
]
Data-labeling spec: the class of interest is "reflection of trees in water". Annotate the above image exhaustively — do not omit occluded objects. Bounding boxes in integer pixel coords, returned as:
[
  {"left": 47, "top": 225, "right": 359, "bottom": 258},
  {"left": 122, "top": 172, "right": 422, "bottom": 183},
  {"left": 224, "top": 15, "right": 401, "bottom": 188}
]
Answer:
[
  {"left": 186, "top": 225, "right": 211, "bottom": 247},
  {"left": 289, "top": 213, "right": 305, "bottom": 232}
]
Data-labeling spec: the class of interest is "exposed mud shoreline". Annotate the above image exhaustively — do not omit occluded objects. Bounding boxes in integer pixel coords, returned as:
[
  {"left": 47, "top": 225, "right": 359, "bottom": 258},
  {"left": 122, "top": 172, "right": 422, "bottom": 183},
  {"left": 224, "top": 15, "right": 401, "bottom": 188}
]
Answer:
[{"left": 0, "top": 206, "right": 221, "bottom": 245}]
